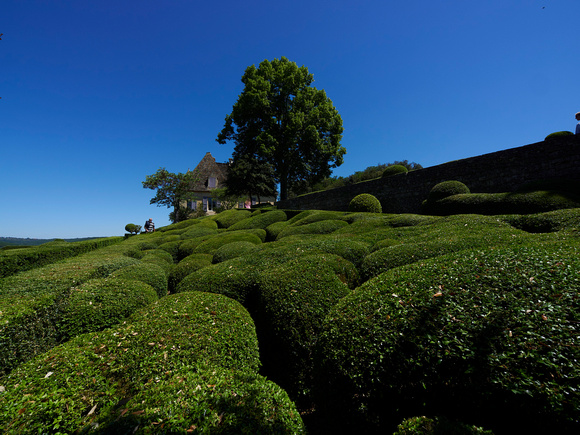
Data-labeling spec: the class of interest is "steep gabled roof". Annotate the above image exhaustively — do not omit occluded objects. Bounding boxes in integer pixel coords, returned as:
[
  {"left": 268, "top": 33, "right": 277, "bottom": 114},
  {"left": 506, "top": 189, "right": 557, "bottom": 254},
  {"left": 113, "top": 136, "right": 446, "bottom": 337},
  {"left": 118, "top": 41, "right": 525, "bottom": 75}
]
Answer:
[{"left": 190, "top": 152, "right": 229, "bottom": 192}]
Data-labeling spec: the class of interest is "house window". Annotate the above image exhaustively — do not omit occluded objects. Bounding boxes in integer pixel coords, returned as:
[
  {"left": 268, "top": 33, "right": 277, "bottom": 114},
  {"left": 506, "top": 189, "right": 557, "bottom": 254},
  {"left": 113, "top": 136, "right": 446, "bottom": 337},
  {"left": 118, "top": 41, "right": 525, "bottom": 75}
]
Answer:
[
  {"left": 203, "top": 197, "right": 217, "bottom": 212},
  {"left": 208, "top": 177, "right": 217, "bottom": 189},
  {"left": 187, "top": 200, "right": 197, "bottom": 211}
]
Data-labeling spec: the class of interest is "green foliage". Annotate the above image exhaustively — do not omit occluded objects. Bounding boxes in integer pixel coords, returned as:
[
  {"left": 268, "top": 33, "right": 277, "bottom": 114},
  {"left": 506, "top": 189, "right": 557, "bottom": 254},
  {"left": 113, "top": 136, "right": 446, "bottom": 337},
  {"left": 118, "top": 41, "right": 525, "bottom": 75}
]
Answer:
[
  {"left": 276, "top": 219, "right": 349, "bottom": 240},
  {"left": 426, "top": 191, "right": 580, "bottom": 216},
  {"left": 93, "top": 365, "right": 305, "bottom": 434},
  {"left": 142, "top": 167, "right": 200, "bottom": 223},
  {"left": 314, "top": 245, "right": 580, "bottom": 433},
  {"left": 394, "top": 416, "right": 494, "bottom": 434},
  {"left": 0, "top": 292, "right": 272, "bottom": 433},
  {"left": 192, "top": 231, "right": 262, "bottom": 255},
  {"left": 382, "top": 164, "right": 408, "bottom": 177},
  {"left": 427, "top": 180, "right": 470, "bottom": 203},
  {"left": 110, "top": 262, "right": 168, "bottom": 298},
  {"left": 213, "top": 241, "right": 259, "bottom": 263},
  {"left": 0, "top": 237, "right": 122, "bottom": 279},
  {"left": 255, "top": 254, "right": 353, "bottom": 405},
  {"left": 499, "top": 207, "right": 580, "bottom": 233},
  {"left": 167, "top": 254, "right": 213, "bottom": 293},
  {"left": 124, "top": 223, "right": 142, "bottom": 234},
  {"left": 228, "top": 209, "right": 288, "bottom": 230},
  {"left": 265, "top": 221, "right": 290, "bottom": 241},
  {"left": 58, "top": 278, "right": 158, "bottom": 340},
  {"left": 545, "top": 130, "right": 574, "bottom": 140},
  {"left": 217, "top": 56, "right": 345, "bottom": 200},
  {"left": 225, "top": 154, "right": 278, "bottom": 202},
  {"left": 348, "top": 193, "right": 382, "bottom": 213},
  {"left": 307, "top": 161, "right": 422, "bottom": 193},
  {"left": 214, "top": 208, "right": 252, "bottom": 228}
]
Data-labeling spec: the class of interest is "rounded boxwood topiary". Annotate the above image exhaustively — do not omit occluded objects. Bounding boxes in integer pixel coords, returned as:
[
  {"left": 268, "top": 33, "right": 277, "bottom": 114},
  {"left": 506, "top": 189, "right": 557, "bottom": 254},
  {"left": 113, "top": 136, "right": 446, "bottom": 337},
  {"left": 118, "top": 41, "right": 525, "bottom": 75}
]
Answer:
[
  {"left": 427, "top": 180, "right": 470, "bottom": 203},
  {"left": 93, "top": 364, "right": 305, "bottom": 434},
  {"left": 168, "top": 254, "right": 213, "bottom": 292},
  {"left": 1, "top": 292, "right": 264, "bottom": 434},
  {"left": 382, "top": 164, "right": 408, "bottom": 177},
  {"left": 348, "top": 193, "right": 382, "bottom": 213},
  {"left": 228, "top": 210, "right": 288, "bottom": 231},
  {"left": 314, "top": 245, "right": 580, "bottom": 434},
  {"left": 59, "top": 278, "right": 158, "bottom": 340},
  {"left": 110, "top": 262, "right": 168, "bottom": 298},
  {"left": 214, "top": 209, "right": 252, "bottom": 228},
  {"left": 545, "top": 130, "right": 574, "bottom": 141},
  {"left": 212, "top": 241, "right": 259, "bottom": 264}
]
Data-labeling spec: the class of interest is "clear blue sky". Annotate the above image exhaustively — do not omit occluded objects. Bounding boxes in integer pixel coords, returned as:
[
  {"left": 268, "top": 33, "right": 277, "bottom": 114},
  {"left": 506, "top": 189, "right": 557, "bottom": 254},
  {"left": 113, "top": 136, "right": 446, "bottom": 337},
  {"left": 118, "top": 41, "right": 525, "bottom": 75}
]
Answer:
[{"left": 1, "top": 0, "right": 578, "bottom": 238}]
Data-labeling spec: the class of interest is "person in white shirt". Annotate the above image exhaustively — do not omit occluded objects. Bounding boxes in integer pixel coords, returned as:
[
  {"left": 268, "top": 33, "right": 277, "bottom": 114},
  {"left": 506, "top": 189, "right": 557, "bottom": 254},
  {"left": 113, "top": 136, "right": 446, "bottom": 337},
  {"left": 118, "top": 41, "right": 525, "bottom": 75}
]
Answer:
[{"left": 576, "top": 112, "right": 580, "bottom": 135}]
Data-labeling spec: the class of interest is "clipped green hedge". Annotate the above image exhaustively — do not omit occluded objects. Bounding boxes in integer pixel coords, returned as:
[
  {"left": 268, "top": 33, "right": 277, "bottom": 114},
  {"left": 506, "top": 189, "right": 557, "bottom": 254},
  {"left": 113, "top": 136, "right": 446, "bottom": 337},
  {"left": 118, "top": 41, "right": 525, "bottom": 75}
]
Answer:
[
  {"left": 276, "top": 219, "right": 349, "bottom": 240},
  {"left": 427, "top": 180, "right": 470, "bottom": 203},
  {"left": 426, "top": 191, "right": 580, "bottom": 216},
  {"left": 213, "top": 241, "right": 259, "bottom": 264},
  {"left": 314, "top": 245, "right": 580, "bottom": 434},
  {"left": 0, "top": 292, "right": 277, "bottom": 434},
  {"left": 0, "top": 237, "right": 122, "bottom": 279},
  {"left": 228, "top": 210, "right": 288, "bottom": 230},
  {"left": 167, "top": 253, "right": 213, "bottom": 293},
  {"left": 58, "top": 278, "right": 158, "bottom": 340},
  {"left": 93, "top": 364, "right": 305, "bottom": 434},
  {"left": 348, "top": 193, "right": 382, "bottom": 213},
  {"left": 499, "top": 207, "right": 580, "bottom": 233},
  {"left": 545, "top": 130, "right": 574, "bottom": 141},
  {"left": 110, "top": 262, "right": 168, "bottom": 298},
  {"left": 255, "top": 254, "right": 353, "bottom": 405},
  {"left": 193, "top": 232, "right": 262, "bottom": 255},
  {"left": 0, "top": 241, "right": 146, "bottom": 376},
  {"left": 214, "top": 208, "right": 252, "bottom": 228},
  {"left": 382, "top": 164, "right": 408, "bottom": 177},
  {"left": 394, "top": 416, "right": 494, "bottom": 434}
]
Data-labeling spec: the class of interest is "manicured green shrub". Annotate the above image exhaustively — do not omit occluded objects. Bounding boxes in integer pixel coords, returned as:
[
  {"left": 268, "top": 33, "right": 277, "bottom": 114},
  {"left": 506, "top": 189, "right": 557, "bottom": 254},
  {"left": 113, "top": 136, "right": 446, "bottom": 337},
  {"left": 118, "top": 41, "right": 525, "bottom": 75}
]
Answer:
[
  {"left": 213, "top": 241, "right": 259, "bottom": 264},
  {"left": 427, "top": 180, "right": 470, "bottom": 203},
  {"left": 314, "top": 245, "right": 580, "bottom": 434},
  {"left": 93, "top": 365, "right": 305, "bottom": 434},
  {"left": 110, "top": 262, "right": 168, "bottom": 298},
  {"left": 427, "top": 191, "right": 580, "bottom": 216},
  {"left": 382, "top": 164, "right": 408, "bottom": 177},
  {"left": 0, "top": 237, "right": 122, "bottom": 279},
  {"left": 545, "top": 130, "right": 574, "bottom": 141},
  {"left": 176, "top": 257, "right": 259, "bottom": 305},
  {"left": 276, "top": 219, "right": 349, "bottom": 240},
  {"left": 167, "top": 254, "right": 213, "bottom": 293},
  {"left": 255, "top": 254, "right": 353, "bottom": 406},
  {"left": 286, "top": 236, "right": 371, "bottom": 270},
  {"left": 499, "top": 208, "right": 580, "bottom": 233},
  {"left": 58, "top": 278, "right": 158, "bottom": 340},
  {"left": 193, "top": 232, "right": 262, "bottom": 255},
  {"left": 348, "top": 193, "right": 382, "bottom": 213},
  {"left": 124, "top": 223, "right": 141, "bottom": 234},
  {"left": 288, "top": 210, "right": 347, "bottom": 226},
  {"left": 266, "top": 221, "right": 290, "bottom": 241},
  {"left": 181, "top": 225, "right": 219, "bottom": 239},
  {"left": 0, "top": 292, "right": 266, "bottom": 433},
  {"left": 394, "top": 416, "right": 494, "bottom": 434},
  {"left": 214, "top": 209, "right": 252, "bottom": 228},
  {"left": 157, "top": 239, "right": 182, "bottom": 262},
  {"left": 228, "top": 209, "right": 288, "bottom": 230}
]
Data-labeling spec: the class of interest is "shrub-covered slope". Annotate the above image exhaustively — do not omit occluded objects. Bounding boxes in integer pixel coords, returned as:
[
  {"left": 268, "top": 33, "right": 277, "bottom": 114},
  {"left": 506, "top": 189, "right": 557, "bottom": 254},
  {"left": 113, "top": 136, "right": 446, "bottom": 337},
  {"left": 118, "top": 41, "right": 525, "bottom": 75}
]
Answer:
[{"left": 1, "top": 207, "right": 579, "bottom": 434}]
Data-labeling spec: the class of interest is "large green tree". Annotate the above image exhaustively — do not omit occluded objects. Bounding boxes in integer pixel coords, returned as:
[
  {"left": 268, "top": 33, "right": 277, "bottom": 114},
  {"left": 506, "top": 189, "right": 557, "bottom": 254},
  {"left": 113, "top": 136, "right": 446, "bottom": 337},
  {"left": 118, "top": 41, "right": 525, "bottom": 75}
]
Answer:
[
  {"left": 142, "top": 168, "right": 199, "bottom": 223},
  {"left": 217, "top": 57, "right": 345, "bottom": 200}
]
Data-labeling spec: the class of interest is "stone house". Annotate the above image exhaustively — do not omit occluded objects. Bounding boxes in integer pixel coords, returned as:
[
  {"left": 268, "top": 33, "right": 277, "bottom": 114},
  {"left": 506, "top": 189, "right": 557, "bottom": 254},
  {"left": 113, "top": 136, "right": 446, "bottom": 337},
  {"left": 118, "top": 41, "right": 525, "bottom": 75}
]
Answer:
[{"left": 186, "top": 152, "right": 276, "bottom": 214}]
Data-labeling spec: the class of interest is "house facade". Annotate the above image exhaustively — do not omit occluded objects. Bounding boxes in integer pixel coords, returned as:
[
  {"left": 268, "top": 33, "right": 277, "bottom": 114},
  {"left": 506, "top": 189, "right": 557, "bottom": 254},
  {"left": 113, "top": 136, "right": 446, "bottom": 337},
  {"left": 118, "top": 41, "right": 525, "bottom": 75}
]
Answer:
[{"left": 187, "top": 152, "right": 276, "bottom": 215}]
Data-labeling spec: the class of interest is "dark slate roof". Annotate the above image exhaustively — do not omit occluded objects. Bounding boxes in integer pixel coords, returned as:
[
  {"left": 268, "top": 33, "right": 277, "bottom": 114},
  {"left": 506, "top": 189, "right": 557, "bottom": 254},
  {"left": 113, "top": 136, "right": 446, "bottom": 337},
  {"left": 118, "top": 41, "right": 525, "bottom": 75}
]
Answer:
[{"left": 191, "top": 152, "right": 229, "bottom": 192}]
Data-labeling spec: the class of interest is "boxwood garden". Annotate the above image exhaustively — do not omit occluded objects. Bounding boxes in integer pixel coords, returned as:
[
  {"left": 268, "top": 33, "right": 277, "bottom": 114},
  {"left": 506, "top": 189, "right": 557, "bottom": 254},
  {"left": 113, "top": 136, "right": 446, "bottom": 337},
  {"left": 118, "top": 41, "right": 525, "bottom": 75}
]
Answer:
[{"left": 1, "top": 208, "right": 579, "bottom": 434}]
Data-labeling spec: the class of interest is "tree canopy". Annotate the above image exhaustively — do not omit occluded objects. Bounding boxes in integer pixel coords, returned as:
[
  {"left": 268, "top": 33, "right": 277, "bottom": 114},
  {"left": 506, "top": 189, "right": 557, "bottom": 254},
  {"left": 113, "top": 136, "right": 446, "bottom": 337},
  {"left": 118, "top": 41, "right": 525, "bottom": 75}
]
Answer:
[
  {"left": 217, "top": 57, "right": 345, "bottom": 201},
  {"left": 142, "top": 168, "right": 199, "bottom": 223}
]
